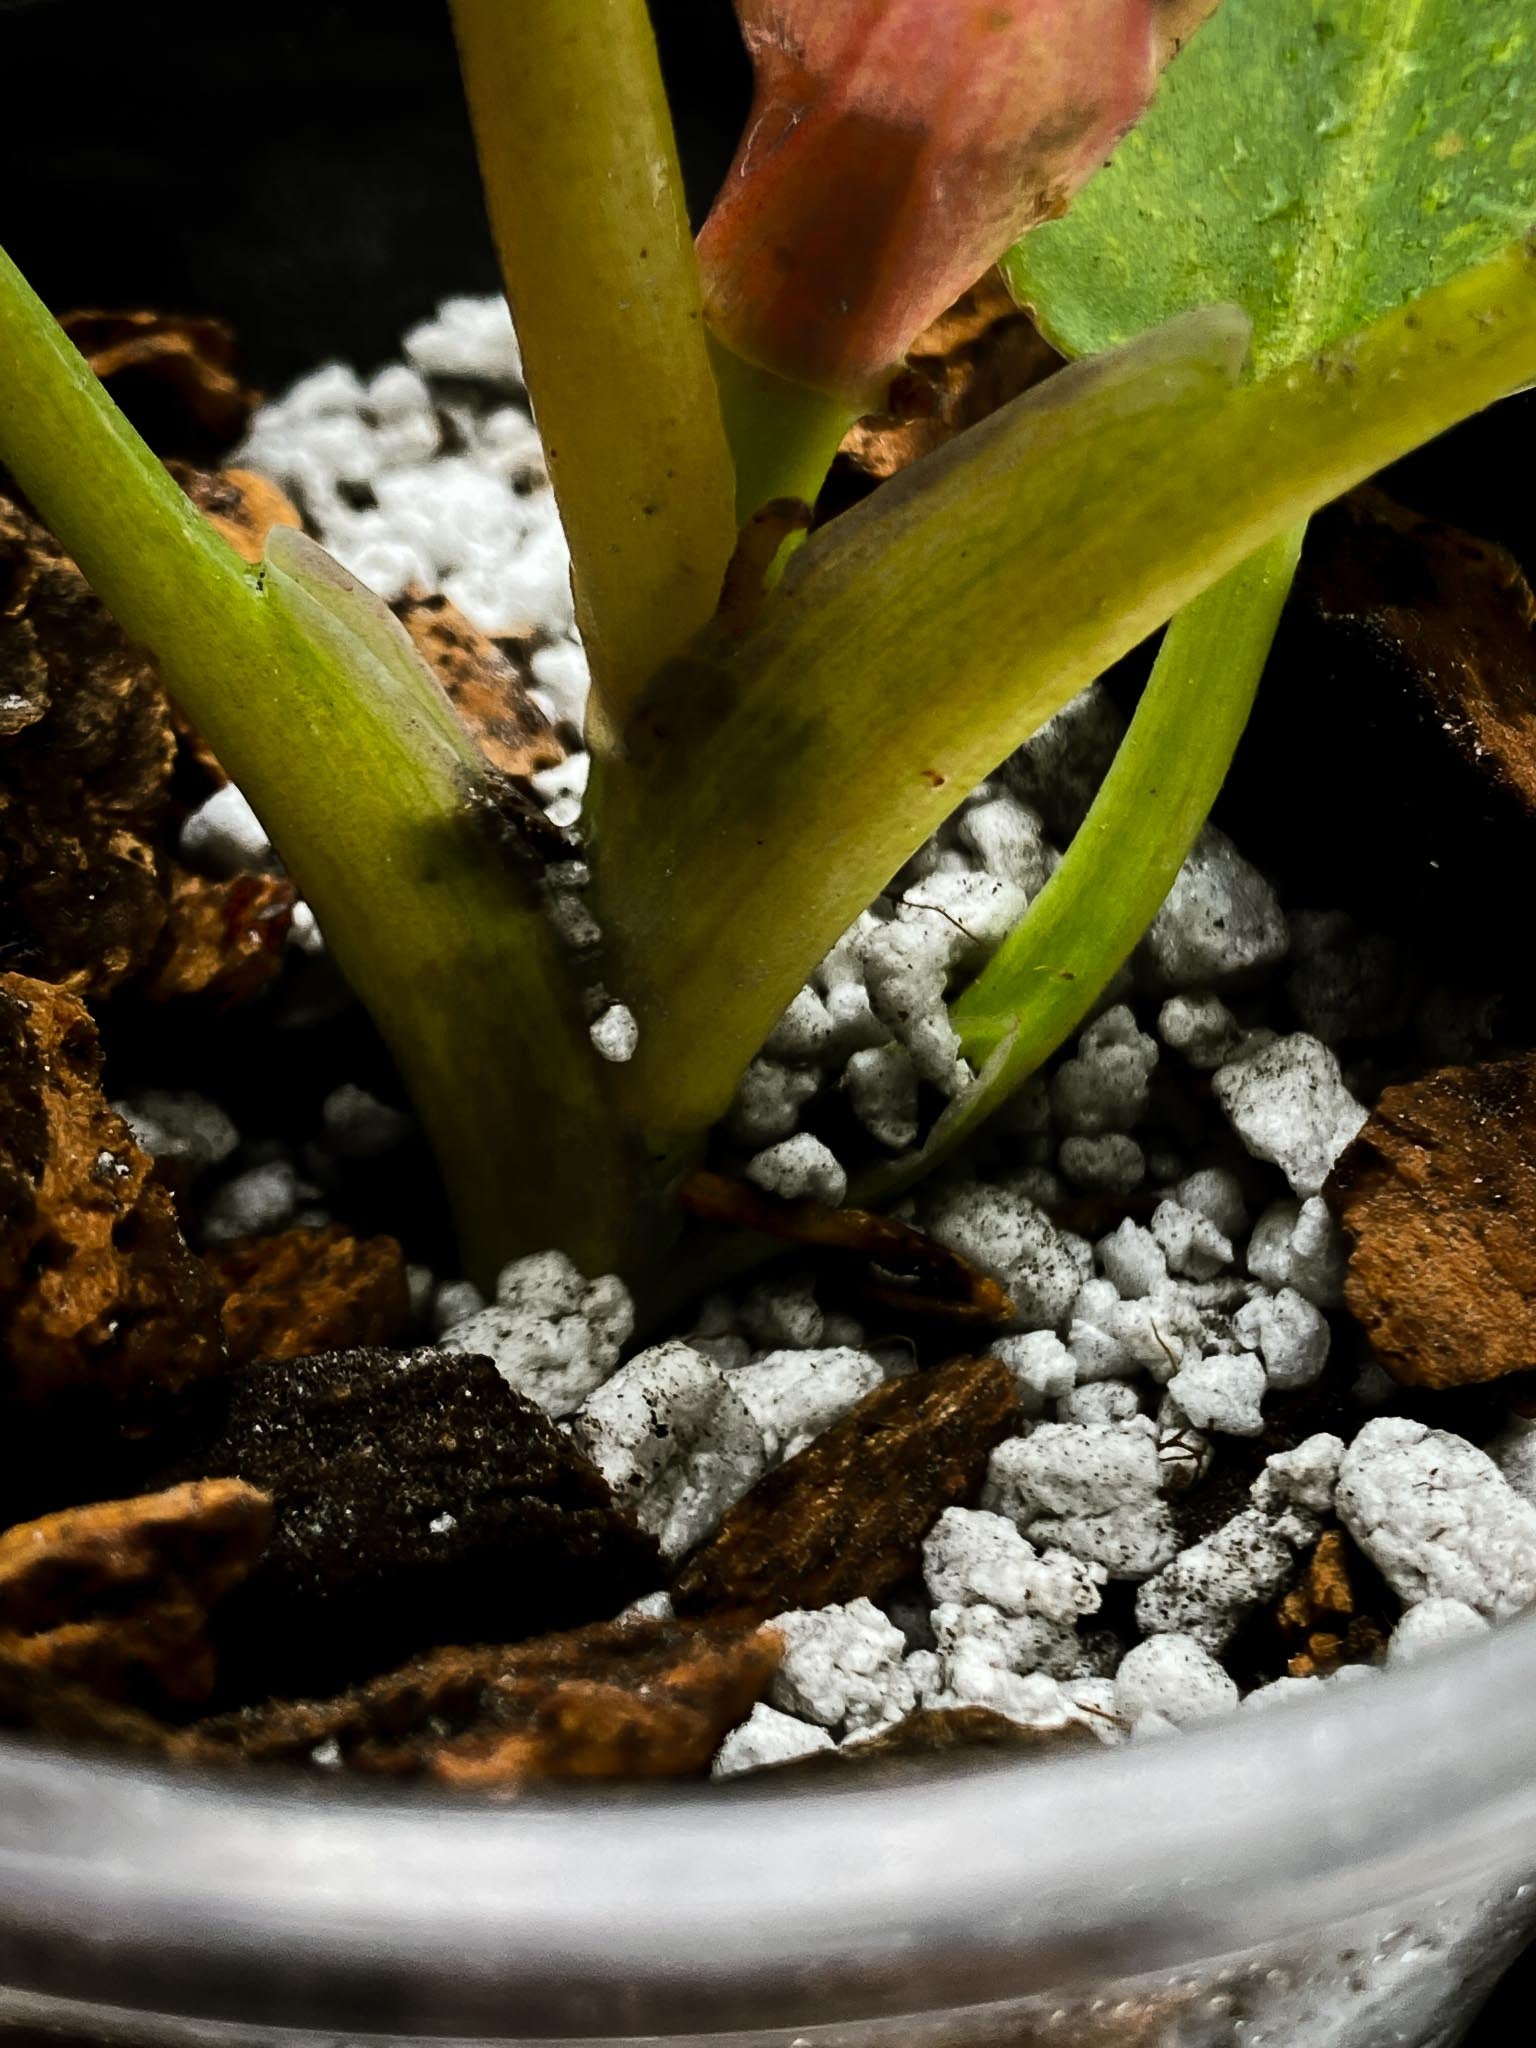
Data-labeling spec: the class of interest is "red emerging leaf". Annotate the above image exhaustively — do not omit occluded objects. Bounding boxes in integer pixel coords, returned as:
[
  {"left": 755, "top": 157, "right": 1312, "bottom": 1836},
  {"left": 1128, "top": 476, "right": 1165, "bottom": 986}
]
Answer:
[{"left": 697, "top": 0, "right": 1219, "bottom": 404}]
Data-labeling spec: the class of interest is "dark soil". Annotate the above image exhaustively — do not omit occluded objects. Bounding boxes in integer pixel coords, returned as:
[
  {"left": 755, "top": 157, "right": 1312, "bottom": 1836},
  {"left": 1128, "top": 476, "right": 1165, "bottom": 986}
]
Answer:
[
  {"left": 1, "top": 0, "right": 749, "bottom": 388},
  {"left": 2, "top": 5, "right": 1536, "bottom": 2025}
]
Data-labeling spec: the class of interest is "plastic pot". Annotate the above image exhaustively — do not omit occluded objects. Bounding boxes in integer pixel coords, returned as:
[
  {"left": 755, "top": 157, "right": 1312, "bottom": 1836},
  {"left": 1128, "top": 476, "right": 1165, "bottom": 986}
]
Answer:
[{"left": 0, "top": 1617, "right": 1532, "bottom": 2047}]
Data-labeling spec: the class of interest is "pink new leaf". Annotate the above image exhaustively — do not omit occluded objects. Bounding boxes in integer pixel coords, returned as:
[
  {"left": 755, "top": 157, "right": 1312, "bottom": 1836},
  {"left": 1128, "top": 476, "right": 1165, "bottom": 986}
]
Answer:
[{"left": 697, "top": 0, "right": 1219, "bottom": 404}]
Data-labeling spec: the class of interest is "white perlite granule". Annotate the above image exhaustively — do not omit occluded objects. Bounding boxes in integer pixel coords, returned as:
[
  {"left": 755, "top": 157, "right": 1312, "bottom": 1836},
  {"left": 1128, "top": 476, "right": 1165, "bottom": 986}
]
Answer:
[
  {"left": 589, "top": 1004, "right": 640, "bottom": 1063},
  {"left": 237, "top": 296, "right": 584, "bottom": 715},
  {"left": 439, "top": 1251, "right": 633, "bottom": 1419},
  {"left": 570, "top": 1342, "right": 767, "bottom": 1559},
  {"left": 1337, "top": 1419, "right": 1536, "bottom": 1621},
  {"left": 231, "top": 302, "right": 1536, "bottom": 1821}
]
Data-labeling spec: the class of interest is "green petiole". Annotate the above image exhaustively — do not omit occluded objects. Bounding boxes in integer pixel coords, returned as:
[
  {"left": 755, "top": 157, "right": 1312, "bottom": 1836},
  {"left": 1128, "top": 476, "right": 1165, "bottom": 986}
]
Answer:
[
  {"left": 449, "top": 0, "right": 738, "bottom": 756},
  {"left": 952, "top": 523, "right": 1307, "bottom": 1067},
  {"left": 707, "top": 335, "right": 859, "bottom": 527},
  {"left": 879, "top": 522, "right": 1310, "bottom": 1197},
  {"left": 0, "top": 244, "right": 632, "bottom": 1289},
  {"left": 592, "top": 241, "right": 1536, "bottom": 1201}
]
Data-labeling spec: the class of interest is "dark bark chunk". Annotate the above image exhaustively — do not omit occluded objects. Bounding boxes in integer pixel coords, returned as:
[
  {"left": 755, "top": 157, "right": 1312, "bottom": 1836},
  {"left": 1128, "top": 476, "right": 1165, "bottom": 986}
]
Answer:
[
  {"left": 0, "top": 1479, "right": 269, "bottom": 1709},
  {"left": 673, "top": 1356, "right": 1021, "bottom": 1619},
  {"left": 159, "top": 1344, "right": 662, "bottom": 1698}
]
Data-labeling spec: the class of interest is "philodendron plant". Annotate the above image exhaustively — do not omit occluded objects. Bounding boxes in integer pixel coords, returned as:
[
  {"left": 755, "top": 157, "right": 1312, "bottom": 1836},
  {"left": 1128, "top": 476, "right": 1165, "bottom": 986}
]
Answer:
[{"left": 0, "top": 0, "right": 1533, "bottom": 1308}]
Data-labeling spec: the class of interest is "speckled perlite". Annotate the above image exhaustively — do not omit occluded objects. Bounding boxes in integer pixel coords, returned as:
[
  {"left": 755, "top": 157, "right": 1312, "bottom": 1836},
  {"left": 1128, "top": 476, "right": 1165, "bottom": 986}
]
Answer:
[
  {"left": 20, "top": 295, "right": 1531, "bottom": 2043},
  {"left": 174, "top": 300, "right": 1536, "bottom": 1779}
]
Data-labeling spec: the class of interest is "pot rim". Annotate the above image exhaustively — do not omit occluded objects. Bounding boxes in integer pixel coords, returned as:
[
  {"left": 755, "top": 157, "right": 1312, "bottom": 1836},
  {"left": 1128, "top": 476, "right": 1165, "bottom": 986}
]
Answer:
[{"left": 0, "top": 1616, "right": 1532, "bottom": 2039}]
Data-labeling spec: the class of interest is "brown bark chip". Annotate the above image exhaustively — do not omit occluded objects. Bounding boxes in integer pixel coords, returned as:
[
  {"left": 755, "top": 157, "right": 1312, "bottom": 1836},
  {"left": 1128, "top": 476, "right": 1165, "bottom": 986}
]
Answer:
[
  {"left": 0, "top": 498, "right": 177, "bottom": 996},
  {"left": 0, "top": 473, "right": 302, "bottom": 1003},
  {"left": 843, "top": 1703, "right": 1099, "bottom": 1761},
  {"left": 208, "top": 1225, "right": 412, "bottom": 1364},
  {"left": 831, "top": 271, "right": 1059, "bottom": 498},
  {"left": 779, "top": 1705, "right": 1101, "bottom": 1777},
  {"left": 186, "top": 1617, "right": 780, "bottom": 1785},
  {"left": 140, "top": 867, "right": 297, "bottom": 1004},
  {"left": 0, "top": 486, "right": 549, "bottom": 1003},
  {"left": 0, "top": 973, "right": 225, "bottom": 1411},
  {"left": 1273, "top": 1529, "right": 1388, "bottom": 1680},
  {"left": 0, "top": 1479, "right": 270, "bottom": 1708},
  {"left": 60, "top": 310, "right": 260, "bottom": 458},
  {"left": 1218, "top": 490, "right": 1536, "bottom": 964},
  {"left": 0, "top": 1637, "right": 175, "bottom": 1753},
  {"left": 161, "top": 1346, "right": 662, "bottom": 1699},
  {"left": 680, "top": 1171, "right": 1015, "bottom": 1328},
  {"left": 673, "top": 1357, "right": 1022, "bottom": 1619},
  {"left": 1311, "top": 490, "right": 1536, "bottom": 816},
  {"left": 393, "top": 590, "right": 564, "bottom": 780},
  {"left": 168, "top": 464, "right": 302, "bottom": 566},
  {"left": 1327, "top": 1052, "right": 1536, "bottom": 1389}
]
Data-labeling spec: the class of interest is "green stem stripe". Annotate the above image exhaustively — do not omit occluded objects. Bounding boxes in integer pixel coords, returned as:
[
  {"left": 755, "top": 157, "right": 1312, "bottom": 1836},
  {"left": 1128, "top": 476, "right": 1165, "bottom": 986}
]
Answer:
[
  {"left": 952, "top": 523, "right": 1306, "bottom": 1062},
  {"left": 593, "top": 240, "right": 1536, "bottom": 1179},
  {"left": 450, "top": 0, "right": 737, "bottom": 755},
  {"left": 0, "top": 243, "right": 628, "bottom": 1287},
  {"left": 882, "top": 522, "right": 1307, "bottom": 1197},
  {"left": 708, "top": 332, "right": 858, "bottom": 527}
]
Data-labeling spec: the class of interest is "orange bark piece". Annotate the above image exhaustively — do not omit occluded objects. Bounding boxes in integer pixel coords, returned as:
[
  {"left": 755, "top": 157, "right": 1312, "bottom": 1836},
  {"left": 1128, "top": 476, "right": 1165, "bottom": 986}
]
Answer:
[
  {"left": 0, "top": 973, "right": 226, "bottom": 1408},
  {"left": 1329, "top": 1052, "right": 1536, "bottom": 1389},
  {"left": 208, "top": 1225, "right": 412, "bottom": 1364},
  {"left": 186, "top": 1616, "right": 780, "bottom": 1784},
  {"left": 0, "top": 1480, "right": 270, "bottom": 1707},
  {"left": 837, "top": 271, "right": 1060, "bottom": 489},
  {"left": 141, "top": 868, "right": 296, "bottom": 1005},
  {"left": 1274, "top": 1529, "right": 1387, "bottom": 1680},
  {"left": 170, "top": 463, "right": 302, "bottom": 566},
  {"left": 394, "top": 590, "right": 564, "bottom": 779},
  {"left": 61, "top": 309, "right": 259, "bottom": 456}
]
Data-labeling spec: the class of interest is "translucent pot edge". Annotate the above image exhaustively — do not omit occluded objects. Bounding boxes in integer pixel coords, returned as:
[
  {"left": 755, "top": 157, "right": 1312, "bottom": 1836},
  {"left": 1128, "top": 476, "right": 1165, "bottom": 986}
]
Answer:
[{"left": 0, "top": 1618, "right": 1531, "bottom": 2039}]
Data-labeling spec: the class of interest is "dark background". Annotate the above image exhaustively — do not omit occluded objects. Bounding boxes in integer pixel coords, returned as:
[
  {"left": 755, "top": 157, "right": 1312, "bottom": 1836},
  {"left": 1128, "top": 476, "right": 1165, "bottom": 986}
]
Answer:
[
  {"left": 0, "top": 0, "right": 749, "bottom": 386},
  {"left": 1, "top": 7, "right": 1535, "bottom": 2038},
  {"left": 0, "top": 0, "right": 1528, "bottom": 578}
]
